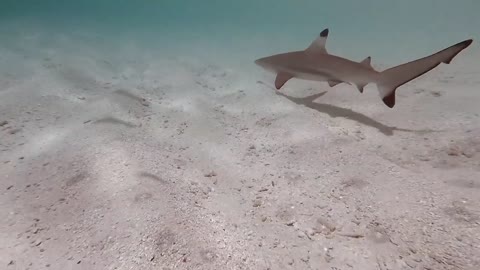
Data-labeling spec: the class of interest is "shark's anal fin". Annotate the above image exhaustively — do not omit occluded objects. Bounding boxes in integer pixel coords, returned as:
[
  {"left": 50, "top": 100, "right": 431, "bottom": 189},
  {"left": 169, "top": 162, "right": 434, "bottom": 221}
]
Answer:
[
  {"left": 305, "top": 28, "right": 329, "bottom": 55},
  {"left": 356, "top": 84, "right": 367, "bottom": 93},
  {"left": 275, "top": 72, "right": 294, "bottom": 90}
]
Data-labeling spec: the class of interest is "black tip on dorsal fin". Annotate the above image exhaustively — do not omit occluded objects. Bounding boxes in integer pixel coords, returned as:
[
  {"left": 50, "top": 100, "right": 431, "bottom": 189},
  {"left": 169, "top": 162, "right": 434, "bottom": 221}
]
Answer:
[
  {"left": 360, "top": 56, "right": 373, "bottom": 69},
  {"left": 320, "top": 28, "right": 329, "bottom": 37}
]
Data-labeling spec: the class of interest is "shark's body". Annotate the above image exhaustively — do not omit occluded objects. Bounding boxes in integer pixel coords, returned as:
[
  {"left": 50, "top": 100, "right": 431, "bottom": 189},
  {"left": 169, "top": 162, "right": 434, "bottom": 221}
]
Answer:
[{"left": 255, "top": 29, "right": 473, "bottom": 108}]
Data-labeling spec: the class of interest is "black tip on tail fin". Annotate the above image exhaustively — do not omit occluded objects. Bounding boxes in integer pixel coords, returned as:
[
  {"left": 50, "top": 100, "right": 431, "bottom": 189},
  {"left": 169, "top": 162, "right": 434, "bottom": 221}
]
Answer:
[
  {"left": 320, "top": 28, "right": 329, "bottom": 37},
  {"left": 377, "top": 38, "right": 473, "bottom": 108},
  {"left": 382, "top": 90, "right": 396, "bottom": 108},
  {"left": 460, "top": 39, "right": 473, "bottom": 48},
  {"left": 444, "top": 39, "right": 474, "bottom": 64}
]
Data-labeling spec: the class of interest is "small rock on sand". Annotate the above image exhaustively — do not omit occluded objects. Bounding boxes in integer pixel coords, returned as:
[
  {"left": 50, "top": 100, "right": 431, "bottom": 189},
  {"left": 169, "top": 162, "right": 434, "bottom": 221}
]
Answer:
[
  {"left": 253, "top": 199, "right": 262, "bottom": 207},
  {"left": 204, "top": 171, "right": 217, "bottom": 177},
  {"left": 8, "top": 128, "right": 21, "bottom": 135}
]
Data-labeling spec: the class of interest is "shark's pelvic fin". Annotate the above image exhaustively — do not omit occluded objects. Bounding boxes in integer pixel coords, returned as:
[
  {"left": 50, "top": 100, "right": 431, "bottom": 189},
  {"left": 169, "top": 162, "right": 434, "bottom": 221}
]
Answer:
[
  {"left": 275, "top": 72, "right": 294, "bottom": 89},
  {"left": 305, "top": 28, "right": 329, "bottom": 55},
  {"left": 376, "top": 39, "right": 473, "bottom": 108},
  {"left": 328, "top": 80, "right": 342, "bottom": 87}
]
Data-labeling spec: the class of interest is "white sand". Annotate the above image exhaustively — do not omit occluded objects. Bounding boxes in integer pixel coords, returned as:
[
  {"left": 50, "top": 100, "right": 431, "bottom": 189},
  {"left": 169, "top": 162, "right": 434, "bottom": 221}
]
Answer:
[{"left": 1, "top": 31, "right": 480, "bottom": 270}]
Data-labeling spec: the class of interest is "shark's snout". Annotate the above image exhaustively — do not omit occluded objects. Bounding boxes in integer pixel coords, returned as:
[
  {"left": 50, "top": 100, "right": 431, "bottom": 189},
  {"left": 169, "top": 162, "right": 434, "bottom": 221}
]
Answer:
[
  {"left": 254, "top": 58, "right": 269, "bottom": 70},
  {"left": 254, "top": 58, "right": 264, "bottom": 66},
  {"left": 254, "top": 57, "right": 284, "bottom": 75}
]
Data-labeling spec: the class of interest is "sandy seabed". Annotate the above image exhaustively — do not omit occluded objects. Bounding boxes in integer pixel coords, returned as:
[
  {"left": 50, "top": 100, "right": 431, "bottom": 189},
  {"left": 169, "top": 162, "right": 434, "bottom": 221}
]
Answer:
[{"left": 1, "top": 30, "right": 480, "bottom": 270}]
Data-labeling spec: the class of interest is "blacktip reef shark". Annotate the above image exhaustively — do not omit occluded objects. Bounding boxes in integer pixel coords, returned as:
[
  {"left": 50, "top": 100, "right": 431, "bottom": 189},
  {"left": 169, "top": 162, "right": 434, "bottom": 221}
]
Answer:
[{"left": 254, "top": 28, "right": 473, "bottom": 108}]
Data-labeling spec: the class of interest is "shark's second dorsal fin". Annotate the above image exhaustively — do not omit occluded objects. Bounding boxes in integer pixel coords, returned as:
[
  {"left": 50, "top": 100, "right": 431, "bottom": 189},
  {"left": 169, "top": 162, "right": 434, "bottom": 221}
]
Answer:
[
  {"left": 357, "top": 56, "right": 372, "bottom": 93},
  {"left": 305, "top": 28, "right": 329, "bottom": 55},
  {"left": 360, "top": 56, "right": 373, "bottom": 69}
]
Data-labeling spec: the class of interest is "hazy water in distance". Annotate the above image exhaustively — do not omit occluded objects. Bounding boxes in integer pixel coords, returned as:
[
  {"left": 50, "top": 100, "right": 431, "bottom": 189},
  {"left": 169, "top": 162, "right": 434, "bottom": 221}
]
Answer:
[{"left": 0, "top": 0, "right": 478, "bottom": 67}]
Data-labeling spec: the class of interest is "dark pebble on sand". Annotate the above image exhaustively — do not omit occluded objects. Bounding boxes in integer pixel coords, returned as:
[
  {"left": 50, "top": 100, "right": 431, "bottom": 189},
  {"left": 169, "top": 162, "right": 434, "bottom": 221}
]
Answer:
[
  {"left": 204, "top": 171, "right": 217, "bottom": 177},
  {"left": 9, "top": 128, "right": 21, "bottom": 134}
]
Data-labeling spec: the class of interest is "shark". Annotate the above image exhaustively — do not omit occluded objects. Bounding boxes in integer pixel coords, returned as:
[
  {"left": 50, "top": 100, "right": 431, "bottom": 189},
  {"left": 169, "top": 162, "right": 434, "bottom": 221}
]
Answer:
[{"left": 254, "top": 28, "right": 473, "bottom": 108}]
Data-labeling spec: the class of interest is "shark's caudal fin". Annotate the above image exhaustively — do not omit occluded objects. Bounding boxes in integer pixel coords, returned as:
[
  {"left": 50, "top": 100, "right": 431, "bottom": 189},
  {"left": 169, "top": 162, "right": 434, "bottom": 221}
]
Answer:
[{"left": 376, "top": 39, "right": 473, "bottom": 108}]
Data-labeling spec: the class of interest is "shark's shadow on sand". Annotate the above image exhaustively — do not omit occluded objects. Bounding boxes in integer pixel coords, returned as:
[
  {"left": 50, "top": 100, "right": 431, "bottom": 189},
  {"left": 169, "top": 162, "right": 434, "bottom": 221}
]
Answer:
[{"left": 276, "top": 91, "right": 439, "bottom": 136}]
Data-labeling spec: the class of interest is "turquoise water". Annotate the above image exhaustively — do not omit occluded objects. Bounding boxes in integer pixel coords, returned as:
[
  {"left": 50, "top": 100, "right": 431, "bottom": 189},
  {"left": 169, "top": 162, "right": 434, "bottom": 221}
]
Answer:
[{"left": 0, "top": 0, "right": 478, "bottom": 65}]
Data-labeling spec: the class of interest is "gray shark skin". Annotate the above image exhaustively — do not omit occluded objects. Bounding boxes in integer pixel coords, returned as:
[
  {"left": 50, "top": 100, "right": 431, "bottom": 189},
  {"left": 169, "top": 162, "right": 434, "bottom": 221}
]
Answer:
[{"left": 255, "top": 28, "right": 473, "bottom": 108}]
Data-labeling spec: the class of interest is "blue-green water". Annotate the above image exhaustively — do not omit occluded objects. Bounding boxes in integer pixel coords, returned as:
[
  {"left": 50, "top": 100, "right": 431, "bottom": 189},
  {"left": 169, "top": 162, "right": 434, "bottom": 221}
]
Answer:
[
  {"left": 0, "top": 0, "right": 478, "bottom": 65},
  {"left": 0, "top": 3, "right": 479, "bottom": 269}
]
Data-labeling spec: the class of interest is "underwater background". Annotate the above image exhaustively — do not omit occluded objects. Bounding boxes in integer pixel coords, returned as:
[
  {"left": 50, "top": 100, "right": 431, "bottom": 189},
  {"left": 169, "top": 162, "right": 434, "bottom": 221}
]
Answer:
[
  {"left": 1, "top": 0, "right": 478, "bottom": 66},
  {"left": 1, "top": 1, "right": 480, "bottom": 270}
]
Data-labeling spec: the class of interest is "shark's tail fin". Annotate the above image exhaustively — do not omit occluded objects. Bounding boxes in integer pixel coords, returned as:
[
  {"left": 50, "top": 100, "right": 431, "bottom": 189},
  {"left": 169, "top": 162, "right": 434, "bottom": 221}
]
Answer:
[{"left": 376, "top": 39, "right": 473, "bottom": 108}]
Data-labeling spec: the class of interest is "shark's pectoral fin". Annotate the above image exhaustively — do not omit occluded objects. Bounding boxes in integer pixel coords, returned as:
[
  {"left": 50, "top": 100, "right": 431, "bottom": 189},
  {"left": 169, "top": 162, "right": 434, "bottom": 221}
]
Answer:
[
  {"left": 305, "top": 28, "right": 329, "bottom": 55},
  {"left": 328, "top": 80, "right": 342, "bottom": 87},
  {"left": 275, "top": 72, "right": 294, "bottom": 90}
]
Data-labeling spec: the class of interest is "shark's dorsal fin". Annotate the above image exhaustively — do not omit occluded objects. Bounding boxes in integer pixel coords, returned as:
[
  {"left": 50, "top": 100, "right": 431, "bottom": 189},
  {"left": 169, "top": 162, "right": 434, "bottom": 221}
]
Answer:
[
  {"left": 275, "top": 72, "right": 294, "bottom": 89},
  {"left": 305, "top": 28, "right": 329, "bottom": 55},
  {"left": 360, "top": 56, "right": 373, "bottom": 69}
]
